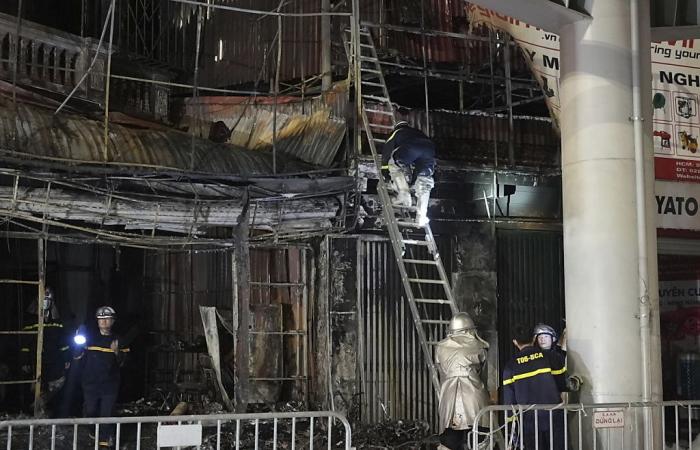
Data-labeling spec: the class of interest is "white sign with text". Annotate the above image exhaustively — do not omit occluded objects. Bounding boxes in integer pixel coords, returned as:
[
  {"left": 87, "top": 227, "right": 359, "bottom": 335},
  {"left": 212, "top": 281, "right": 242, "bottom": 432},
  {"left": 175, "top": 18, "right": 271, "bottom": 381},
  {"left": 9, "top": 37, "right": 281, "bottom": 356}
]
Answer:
[
  {"left": 655, "top": 180, "right": 700, "bottom": 230},
  {"left": 593, "top": 410, "right": 625, "bottom": 429}
]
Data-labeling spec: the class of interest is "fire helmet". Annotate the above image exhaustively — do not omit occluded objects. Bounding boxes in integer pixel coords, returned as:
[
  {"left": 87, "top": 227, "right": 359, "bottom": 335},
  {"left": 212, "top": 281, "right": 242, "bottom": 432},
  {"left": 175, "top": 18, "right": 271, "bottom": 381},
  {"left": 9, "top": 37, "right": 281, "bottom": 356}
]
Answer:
[
  {"left": 448, "top": 312, "right": 476, "bottom": 334},
  {"left": 95, "top": 306, "right": 116, "bottom": 319},
  {"left": 393, "top": 120, "right": 409, "bottom": 131},
  {"left": 533, "top": 323, "right": 557, "bottom": 341}
]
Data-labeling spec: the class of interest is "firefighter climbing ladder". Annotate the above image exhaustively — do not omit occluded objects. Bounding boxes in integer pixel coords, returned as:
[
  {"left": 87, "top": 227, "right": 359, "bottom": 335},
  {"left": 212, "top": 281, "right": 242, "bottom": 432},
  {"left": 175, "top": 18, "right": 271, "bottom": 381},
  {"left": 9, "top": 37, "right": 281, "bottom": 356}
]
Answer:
[{"left": 345, "top": 27, "right": 458, "bottom": 395}]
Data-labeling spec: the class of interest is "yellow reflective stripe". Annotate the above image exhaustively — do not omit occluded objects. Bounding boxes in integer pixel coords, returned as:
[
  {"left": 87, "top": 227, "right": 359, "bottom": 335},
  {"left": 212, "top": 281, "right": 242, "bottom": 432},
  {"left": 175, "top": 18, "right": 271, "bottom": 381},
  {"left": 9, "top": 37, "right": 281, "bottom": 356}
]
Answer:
[
  {"left": 506, "top": 415, "right": 517, "bottom": 423},
  {"left": 386, "top": 129, "right": 400, "bottom": 143},
  {"left": 87, "top": 346, "right": 130, "bottom": 353},
  {"left": 503, "top": 367, "right": 553, "bottom": 385},
  {"left": 381, "top": 165, "right": 390, "bottom": 169},
  {"left": 551, "top": 366, "right": 567, "bottom": 375},
  {"left": 60, "top": 346, "right": 70, "bottom": 351},
  {"left": 87, "top": 346, "right": 113, "bottom": 353},
  {"left": 20, "top": 348, "right": 31, "bottom": 352}
]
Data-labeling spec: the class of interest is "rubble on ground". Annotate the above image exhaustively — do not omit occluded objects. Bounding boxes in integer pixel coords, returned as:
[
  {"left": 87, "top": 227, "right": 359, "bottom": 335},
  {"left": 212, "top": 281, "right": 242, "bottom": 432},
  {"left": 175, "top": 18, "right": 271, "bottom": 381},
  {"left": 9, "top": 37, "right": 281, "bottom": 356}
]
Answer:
[{"left": 352, "top": 419, "right": 432, "bottom": 449}]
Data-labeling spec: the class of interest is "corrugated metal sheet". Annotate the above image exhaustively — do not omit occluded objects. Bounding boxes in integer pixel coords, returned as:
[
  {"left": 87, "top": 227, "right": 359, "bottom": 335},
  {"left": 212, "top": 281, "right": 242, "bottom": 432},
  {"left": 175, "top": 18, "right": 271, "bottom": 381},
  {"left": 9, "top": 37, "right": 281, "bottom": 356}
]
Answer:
[
  {"left": 0, "top": 99, "right": 312, "bottom": 175},
  {"left": 145, "top": 246, "right": 309, "bottom": 401},
  {"left": 366, "top": 103, "right": 559, "bottom": 166},
  {"left": 357, "top": 235, "right": 453, "bottom": 428},
  {"left": 198, "top": 0, "right": 528, "bottom": 87},
  {"left": 199, "top": 0, "right": 335, "bottom": 87},
  {"left": 496, "top": 229, "right": 565, "bottom": 374},
  {"left": 184, "top": 93, "right": 348, "bottom": 167},
  {"left": 360, "top": 0, "right": 528, "bottom": 69}
]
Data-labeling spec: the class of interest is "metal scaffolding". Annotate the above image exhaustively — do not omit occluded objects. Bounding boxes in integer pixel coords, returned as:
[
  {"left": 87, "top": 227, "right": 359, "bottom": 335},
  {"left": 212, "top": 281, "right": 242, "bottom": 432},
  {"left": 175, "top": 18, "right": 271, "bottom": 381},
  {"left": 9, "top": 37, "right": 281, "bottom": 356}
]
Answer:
[{"left": 0, "top": 239, "right": 46, "bottom": 416}]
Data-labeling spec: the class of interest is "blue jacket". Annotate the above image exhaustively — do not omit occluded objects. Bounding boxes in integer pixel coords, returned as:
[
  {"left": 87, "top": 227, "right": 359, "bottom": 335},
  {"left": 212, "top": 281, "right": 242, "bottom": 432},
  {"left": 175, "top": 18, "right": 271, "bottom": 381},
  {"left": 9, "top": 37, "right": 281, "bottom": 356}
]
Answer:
[
  {"left": 502, "top": 345, "right": 567, "bottom": 428},
  {"left": 80, "top": 333, "right": 129, "bottom": 390},
  {"left": 381, "top": 126, "right": 435, "bottom": 166}
]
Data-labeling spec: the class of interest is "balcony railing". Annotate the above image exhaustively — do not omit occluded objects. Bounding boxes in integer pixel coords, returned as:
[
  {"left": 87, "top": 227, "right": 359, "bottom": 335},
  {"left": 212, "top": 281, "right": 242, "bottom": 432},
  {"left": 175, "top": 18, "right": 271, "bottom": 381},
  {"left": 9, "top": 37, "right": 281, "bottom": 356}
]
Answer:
[{"left": 0, "top": 12, "right": 109, "bottom": 105}]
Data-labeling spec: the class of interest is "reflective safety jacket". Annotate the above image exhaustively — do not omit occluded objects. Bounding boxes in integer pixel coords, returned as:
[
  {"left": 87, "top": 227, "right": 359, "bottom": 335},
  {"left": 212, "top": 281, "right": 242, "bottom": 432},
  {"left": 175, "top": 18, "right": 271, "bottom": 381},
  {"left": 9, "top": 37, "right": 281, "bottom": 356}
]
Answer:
[
  {"left": 80, "top": 333, "right": 130, "bottom": 391},
  {"left": 435, "top": 332, "right": 491, "bottom": 431},
  {"left": 502, "top": 345, "right": 567, "bottom": 426},
  {"left": 20, "top": 319, "right": 70, "bottom": 382}
]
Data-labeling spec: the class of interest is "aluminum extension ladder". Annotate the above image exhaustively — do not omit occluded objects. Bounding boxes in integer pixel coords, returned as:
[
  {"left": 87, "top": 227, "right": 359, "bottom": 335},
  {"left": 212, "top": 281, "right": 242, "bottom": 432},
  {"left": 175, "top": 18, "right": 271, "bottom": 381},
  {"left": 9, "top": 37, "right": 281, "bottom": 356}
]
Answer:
[{"left": 345, "top": 27, "right": 458, "bottom": 395}]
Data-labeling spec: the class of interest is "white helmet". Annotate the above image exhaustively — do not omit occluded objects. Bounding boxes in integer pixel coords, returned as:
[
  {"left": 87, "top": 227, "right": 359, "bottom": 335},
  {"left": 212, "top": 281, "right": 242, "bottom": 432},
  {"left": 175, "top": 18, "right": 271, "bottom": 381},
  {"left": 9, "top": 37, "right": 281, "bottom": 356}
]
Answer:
[
  {"left": 96, "top": 306, "right": 116, "bottom": 319},
  {"left": 448, "top": 312, "right": 476, "bottom": 334},
  {"left": 533, "top": 323, "right": 557, "bottom": 341},
  {"left": 393, "top": 120, "right": 409, "bottom": 131}
]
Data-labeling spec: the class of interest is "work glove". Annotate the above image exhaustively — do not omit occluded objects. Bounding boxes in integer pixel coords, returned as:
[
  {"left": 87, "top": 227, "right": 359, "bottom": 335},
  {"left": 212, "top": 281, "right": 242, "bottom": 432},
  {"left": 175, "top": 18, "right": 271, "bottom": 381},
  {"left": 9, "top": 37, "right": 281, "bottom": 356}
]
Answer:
[
  {"left": 567, "top": 375, "right": 583, "bottom": 392},
  {"left": 381, "top": 168, "right": 391, "bottom": 184}
]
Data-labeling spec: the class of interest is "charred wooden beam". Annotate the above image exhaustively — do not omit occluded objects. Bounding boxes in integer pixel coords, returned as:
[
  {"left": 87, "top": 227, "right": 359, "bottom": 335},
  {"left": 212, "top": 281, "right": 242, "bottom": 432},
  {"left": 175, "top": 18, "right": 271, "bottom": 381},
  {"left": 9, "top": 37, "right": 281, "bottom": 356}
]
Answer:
[{"left": 234, "top": 193, "right": 250, "bottom": 412}]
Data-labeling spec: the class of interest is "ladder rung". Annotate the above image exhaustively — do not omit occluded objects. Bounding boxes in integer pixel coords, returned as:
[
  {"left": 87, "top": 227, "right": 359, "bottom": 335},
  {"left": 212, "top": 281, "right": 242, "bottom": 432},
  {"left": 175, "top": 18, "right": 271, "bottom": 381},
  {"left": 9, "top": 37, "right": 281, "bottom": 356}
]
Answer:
[
  {"left": 249, "top": 330, "right": 307, "bottom": 336},
  {"left": 372, "top": 138, "right": 387, "bottom": 143},
  {"left": 396, "top": 221, "right": 425, "bottom": 228},
  {"left": 359, "top": 56, "right": 379, "bottom": 62},
  {"left": 402, "top": 239, "right": 429, "bottom": 246},
  {"left": 361, "top": 81, "right": 384, "bottom": 87},
  {"left": 408, "top": 278, "right": 446, "bottom": 284},
  {"left": 359, "top": 30, "right": 371, "bottom": 36},
  {"left": 365, "top": 109, "right": 393, "bottom": 115},
  {"left": 0, "top": 279, "right": 40, "bottom": 285},
  {"left": 415, "top": 298, "right": 451, "bottom": 304},
  {"left": 362, "top": 94, "right": 390, "bottom": 102},
  {"left": 370, "top": 123, "right": 393, "bottom": 130},
  {"left": 250, "top": 376, "right": 308, "bottom": 381},
  {"left": 402, "top": 259, "right": 438, "bottom": 265},
  {"left": 420, "top": 319, "right": 451, "bottom": 325},
  {"left": 361, "top": 68, "right": 381, "bottom": 74},
  {"left": 360, "top": 43, "right": 373, "bottom": 48}
]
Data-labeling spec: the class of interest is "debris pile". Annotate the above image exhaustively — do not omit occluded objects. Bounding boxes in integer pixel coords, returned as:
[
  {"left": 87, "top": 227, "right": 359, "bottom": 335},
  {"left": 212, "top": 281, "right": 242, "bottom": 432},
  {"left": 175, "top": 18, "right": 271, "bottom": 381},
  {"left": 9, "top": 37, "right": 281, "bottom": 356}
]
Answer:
[
  {"left": 200, "top": 416, "right": 345, "bottom": 450},
  {"left": 352, "top": 420, "right": 432, "bottom": 449}
]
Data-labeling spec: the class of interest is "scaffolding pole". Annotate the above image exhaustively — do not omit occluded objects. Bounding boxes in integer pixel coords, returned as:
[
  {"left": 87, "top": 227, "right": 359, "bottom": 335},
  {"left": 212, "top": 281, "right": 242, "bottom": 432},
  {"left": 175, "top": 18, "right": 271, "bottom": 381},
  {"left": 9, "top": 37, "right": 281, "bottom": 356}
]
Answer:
[{"left": 33, "top": 239, "right": 46, "bottom": 416}]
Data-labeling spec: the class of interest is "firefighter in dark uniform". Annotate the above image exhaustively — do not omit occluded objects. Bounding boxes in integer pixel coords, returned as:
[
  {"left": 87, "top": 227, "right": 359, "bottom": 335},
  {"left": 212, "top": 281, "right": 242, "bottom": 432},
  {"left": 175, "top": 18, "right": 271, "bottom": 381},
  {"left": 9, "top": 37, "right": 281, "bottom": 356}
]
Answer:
[
  {"left": 381, "top": 121, "right": 436, "bottom": 226},
  {"left": 78, "top": 306, "right": 129, "bottom": 448},
  {"left": 502, "top": 325, "right": 568, "bottom": 450},
  {"left": 19, "top": 287, "right": 71, "bottom": 416}
]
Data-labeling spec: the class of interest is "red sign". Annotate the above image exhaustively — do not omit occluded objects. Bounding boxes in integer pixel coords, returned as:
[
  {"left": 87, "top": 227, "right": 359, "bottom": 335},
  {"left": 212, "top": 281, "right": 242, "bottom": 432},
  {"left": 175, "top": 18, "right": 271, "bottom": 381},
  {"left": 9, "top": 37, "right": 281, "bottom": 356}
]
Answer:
[{"left": 655, "top": 157, "right": 700, "bottom": 182}]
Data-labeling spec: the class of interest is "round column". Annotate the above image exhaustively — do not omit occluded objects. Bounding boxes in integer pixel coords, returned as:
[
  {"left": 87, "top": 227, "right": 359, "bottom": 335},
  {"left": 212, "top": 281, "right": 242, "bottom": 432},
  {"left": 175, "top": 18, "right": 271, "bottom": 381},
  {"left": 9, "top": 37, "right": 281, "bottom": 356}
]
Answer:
[{"left": 560, "top": 0, "right": 644, "bottom": 403}]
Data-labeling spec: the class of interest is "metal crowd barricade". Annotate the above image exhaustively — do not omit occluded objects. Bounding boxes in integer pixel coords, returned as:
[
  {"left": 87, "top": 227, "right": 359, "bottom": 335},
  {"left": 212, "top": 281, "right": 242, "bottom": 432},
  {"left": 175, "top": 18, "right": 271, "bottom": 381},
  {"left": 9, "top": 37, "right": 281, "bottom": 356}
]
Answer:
[
  {"left": 471, "top": 400, "right": 700, "bottom": 450},
  {"left": 0, "top": 410, "right": 353, "bottom": 450}
]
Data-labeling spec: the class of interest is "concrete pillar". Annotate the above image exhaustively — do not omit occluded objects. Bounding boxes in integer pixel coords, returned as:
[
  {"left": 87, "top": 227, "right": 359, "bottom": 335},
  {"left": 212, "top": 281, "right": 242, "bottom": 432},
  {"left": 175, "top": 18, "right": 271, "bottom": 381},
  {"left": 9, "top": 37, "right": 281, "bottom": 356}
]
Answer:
[{"left": 560, "top": 0, "right": 661, "bottom": 445}]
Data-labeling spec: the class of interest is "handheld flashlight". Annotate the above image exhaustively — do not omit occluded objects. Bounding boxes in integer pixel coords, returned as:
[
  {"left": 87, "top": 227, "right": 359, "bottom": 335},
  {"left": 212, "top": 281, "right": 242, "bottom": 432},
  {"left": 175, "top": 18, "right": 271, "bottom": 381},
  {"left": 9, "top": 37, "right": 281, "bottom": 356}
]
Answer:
[{"left": 73, "top": 325, "right": 87, "bottom": 346}]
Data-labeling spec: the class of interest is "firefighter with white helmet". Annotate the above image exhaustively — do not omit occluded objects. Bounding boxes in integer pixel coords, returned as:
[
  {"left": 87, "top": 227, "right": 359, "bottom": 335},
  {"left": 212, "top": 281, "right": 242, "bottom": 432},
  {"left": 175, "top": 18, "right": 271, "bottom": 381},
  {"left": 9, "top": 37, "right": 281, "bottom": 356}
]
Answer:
[
  {"left": 533, "top": 323, "right": 567, "bottom": 358},
  {"left": 77, "top": 306, "right": 129, "bottom": 448},
  {"left": 435, "top": 312, "right": 491, "bottom": 450},
  {"left": 381, "top": 120, "right": 436, "bottom": 226}
]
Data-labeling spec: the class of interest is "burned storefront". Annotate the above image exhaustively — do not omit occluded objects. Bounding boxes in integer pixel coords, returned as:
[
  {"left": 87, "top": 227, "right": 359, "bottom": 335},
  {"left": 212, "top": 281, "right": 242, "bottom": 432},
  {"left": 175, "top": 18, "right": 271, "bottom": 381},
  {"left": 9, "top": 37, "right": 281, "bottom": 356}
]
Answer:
[{"left": 0, "top": 0, "right": 570, "bottom": 448}]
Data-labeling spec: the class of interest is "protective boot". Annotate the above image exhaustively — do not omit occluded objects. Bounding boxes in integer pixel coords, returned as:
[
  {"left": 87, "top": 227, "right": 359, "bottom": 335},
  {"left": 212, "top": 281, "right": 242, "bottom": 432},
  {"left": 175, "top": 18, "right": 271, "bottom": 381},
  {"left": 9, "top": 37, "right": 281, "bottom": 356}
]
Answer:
[
  {"left": 388, "top": 163, "right": 412, "bottom": 207},
  {"left": 413, "top": 174, "right": 434, "bottom": 226}
]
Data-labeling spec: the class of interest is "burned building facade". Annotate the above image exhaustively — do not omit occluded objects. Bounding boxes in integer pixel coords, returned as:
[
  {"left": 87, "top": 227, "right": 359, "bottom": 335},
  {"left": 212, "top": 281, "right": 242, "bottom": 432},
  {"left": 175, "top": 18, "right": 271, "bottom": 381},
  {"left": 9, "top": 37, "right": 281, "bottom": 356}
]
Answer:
[{"left": 0, "top": 0, "right": 565, "bottom": 435}]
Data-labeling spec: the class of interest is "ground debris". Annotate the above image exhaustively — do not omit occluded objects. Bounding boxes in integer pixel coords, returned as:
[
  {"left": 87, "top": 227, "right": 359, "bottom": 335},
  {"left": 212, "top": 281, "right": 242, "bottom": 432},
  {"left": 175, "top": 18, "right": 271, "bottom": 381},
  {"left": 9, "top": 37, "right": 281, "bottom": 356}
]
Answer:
[
  {"left": 352, "top": 419, "right": 432, "bottom": 449},
  {"left": 199, "top": 414, "right": 347, "bottom": 450}
]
